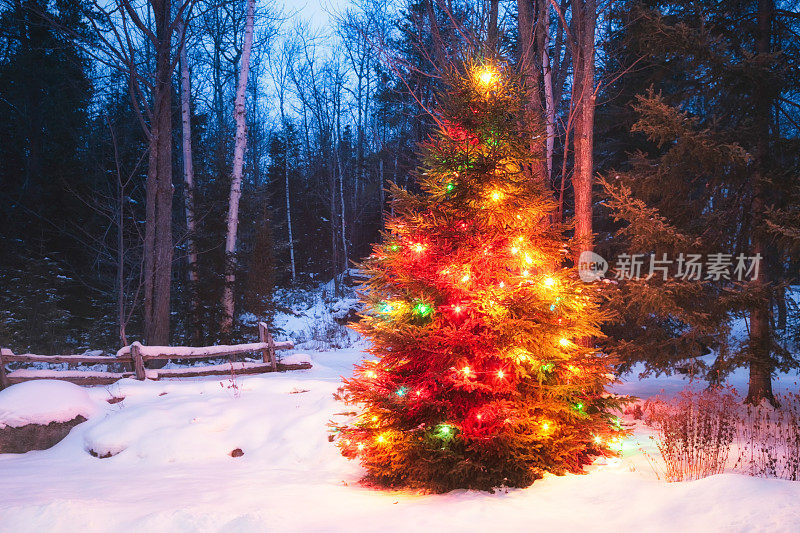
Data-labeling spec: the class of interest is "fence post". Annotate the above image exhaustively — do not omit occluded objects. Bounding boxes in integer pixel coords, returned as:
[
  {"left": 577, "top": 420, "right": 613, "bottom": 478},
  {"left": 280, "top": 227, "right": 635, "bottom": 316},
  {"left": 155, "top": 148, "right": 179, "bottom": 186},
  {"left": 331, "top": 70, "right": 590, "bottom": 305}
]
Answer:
[
  {"left": 0, "top": 347, "right": 8, "bottom": 389},
  {"left": 131, "top": 342, "right": 146, "bottom": 380},
  {"left": 259, "top": 322, "right": 277, "bottom": 372}
]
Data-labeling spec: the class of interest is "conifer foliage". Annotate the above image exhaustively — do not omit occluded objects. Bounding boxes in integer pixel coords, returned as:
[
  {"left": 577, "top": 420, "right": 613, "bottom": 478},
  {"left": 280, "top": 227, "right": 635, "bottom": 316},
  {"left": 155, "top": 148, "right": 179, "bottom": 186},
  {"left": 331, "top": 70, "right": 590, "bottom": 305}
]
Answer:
[{"left": 333, "top": 60, "right": 625, "bottom": 492}]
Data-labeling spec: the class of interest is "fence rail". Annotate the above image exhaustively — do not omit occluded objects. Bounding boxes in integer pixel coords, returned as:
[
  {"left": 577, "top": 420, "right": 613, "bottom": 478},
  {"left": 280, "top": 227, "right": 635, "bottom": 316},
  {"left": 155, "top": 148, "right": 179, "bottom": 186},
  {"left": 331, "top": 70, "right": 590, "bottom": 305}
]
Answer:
[{"left": 0, "top": 322, "right": 304, "bottom": 389}]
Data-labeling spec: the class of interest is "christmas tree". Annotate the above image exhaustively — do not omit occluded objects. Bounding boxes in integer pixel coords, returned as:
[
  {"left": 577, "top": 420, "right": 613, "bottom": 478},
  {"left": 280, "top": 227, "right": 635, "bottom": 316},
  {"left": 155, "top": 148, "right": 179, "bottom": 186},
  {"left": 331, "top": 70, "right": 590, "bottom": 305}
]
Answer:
[{"left": 333, "top": 60, "right": 625, "bottom": 492}]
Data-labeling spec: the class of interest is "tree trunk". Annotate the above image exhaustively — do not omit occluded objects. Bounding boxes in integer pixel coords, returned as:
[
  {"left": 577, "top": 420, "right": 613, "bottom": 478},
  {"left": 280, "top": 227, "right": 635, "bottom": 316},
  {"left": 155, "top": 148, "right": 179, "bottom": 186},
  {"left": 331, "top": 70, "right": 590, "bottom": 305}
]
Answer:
[
  {"left": 487, "top": 0, "right": 499, "bottom": 49},
  {"left": 745, "top": 0, "right": 776, "bottom": 406},
  {"left": 516, "top": 0, "right": 548, "bottom": 183},
  {"left": 221, "top": 0, "right": 256, "bottom": 334},
  {"left": 178, "top": 17, "right": 199, "bottom": 343},
  {"left": 570, "top": 0, "right": 597, "bottom": 258},
  {"left": 142, "top": 0, "right": 174, "bottom": 346},
  {"left": 284, "top": 127, "right": 296, "bottom": 282},
  {"left": 542, "top": 3, "right": 556, "bottom": 185}
]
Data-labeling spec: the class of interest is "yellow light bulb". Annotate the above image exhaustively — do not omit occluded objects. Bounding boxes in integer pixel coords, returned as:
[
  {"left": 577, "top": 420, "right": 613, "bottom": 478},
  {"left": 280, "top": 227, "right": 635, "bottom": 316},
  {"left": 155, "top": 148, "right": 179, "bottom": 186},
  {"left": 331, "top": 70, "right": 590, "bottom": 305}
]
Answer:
[{"left": 477, "top": 67, "right": 497, "bottom": 87}]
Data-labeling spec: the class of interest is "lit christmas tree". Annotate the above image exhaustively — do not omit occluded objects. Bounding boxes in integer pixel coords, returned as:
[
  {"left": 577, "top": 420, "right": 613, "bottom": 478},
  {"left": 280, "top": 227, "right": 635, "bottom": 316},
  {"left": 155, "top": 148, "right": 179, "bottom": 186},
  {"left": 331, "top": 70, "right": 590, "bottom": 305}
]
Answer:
[{"left": 333, "top": 60, "right": 626, "bottom": 492}]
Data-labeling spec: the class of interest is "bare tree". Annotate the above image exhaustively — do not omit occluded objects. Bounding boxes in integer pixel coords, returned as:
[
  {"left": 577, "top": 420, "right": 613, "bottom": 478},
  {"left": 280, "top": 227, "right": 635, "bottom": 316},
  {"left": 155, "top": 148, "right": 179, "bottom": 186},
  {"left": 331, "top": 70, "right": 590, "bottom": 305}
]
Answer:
[
  {"left": 177, "top": 15, "right": 199, "bottom": 342},
  {"left": 267, "top": 35, "right": 297, "bottom": 282},
  {"left": 221, "top": 0, "right": 256, "bottom": 333}
]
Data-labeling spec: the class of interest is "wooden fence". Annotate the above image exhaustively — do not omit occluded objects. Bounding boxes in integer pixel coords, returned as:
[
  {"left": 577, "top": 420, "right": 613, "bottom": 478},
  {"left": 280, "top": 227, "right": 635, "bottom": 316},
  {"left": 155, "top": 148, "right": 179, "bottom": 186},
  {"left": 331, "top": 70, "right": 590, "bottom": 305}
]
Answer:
[{"left": 0, "top": 322, "right": 307, "bottom": 389}]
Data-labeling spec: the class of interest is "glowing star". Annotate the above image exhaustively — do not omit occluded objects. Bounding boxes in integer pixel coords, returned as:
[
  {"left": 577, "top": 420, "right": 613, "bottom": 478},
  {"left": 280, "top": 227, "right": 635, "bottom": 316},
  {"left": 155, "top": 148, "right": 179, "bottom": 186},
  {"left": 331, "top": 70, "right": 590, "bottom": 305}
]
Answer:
[
  {"left": 412, "top": 243, "right": 425, "bottom": 253},
  {"left": 357, "top": 443, "right": 365, "bottom": 451},
  {"left": 559, "top": 338, "right": 571, "bottom": 347},
  {"left": 453, "top": 305, "right": 463, "bottom": 313},
  {"left": 543, "top": 276, "right": 556, "bottom": 287},
  {"left": 365, "top": 370, "right": 377, "bottom": 379},
  {"left": 594, "top": 435, "right": 603, "bottom": 444},
  {"left": 476, "top": 414, "right": 482, "bottom": 420},
  {"left": 541, "top": 421, "right": 551, "bottom": 432},
  {"left": 490, "top": 190, "right": 503, "bottom": 202},
  {"left": 462, "top": 366, "right": 471, "bottom": 375},
  {"left": 496, "top": 370, "right": 505, "bottom": 379},
  {"left": 460, "top": 274, "right": 470, "bottom": 283}
]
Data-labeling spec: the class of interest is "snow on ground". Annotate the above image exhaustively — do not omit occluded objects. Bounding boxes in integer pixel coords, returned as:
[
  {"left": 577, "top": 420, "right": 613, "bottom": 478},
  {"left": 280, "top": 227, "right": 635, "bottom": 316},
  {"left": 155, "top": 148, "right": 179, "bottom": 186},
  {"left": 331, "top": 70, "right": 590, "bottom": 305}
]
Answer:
[
  {"left": 1, "top": 348, "right": 800, "bottom": 532},
  {"left": 0, "top": 380, "right": 100, "bottom": 428}
]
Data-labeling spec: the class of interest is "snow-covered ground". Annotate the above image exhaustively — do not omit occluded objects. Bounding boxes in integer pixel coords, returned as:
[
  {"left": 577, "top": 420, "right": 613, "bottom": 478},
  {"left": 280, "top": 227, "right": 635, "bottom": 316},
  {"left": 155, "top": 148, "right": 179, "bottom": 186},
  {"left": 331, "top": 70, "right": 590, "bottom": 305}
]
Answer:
[{"left": 1, "top": 347, "right": 799, "bottom": 533}]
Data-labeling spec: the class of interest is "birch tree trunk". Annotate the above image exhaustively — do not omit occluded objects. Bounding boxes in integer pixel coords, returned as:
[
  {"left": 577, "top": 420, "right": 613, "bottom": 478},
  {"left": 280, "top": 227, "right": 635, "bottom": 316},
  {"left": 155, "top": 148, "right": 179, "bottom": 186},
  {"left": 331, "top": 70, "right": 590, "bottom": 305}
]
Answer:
[
  {"left": 542, "top": 4, "right": 556, "bottom": 184},
  {"left": 221, "top": 0, "right": 256, "bottom": 333},
  {"left": 178, "top": 17, "right": 199, "bottom": 342}
]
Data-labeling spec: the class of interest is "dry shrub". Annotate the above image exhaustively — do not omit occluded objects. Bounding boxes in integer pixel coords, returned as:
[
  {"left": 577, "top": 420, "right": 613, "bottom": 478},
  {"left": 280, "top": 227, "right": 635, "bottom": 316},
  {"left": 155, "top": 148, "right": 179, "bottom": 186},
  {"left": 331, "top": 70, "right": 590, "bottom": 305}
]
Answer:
[
  {"left": 734, "top": 392, "right": 800, "bottom": 481},
  {"left": 643, "top": 388, "right": 738, "bottom": 482}
]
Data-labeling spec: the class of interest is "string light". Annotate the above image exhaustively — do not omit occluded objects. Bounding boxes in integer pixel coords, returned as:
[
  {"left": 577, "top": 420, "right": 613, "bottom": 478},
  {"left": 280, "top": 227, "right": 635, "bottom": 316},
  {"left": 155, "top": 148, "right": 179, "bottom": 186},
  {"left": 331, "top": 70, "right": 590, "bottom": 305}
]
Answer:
[
  {"left": 462, "top": 366, "right": 471, "bottom": 375},
  {"left": 496, "top": 370, "right": 505, "bottom": 379},
  {"left": 476, "top": 66, "right": 498, "bottom": 88},
  {"left": 436, "top": 424, "right": 453, "bottom": 438},
  {"left": 490, "top": 190, "right": 503, "bottom": 202},
  {"left": 412, "top": 243, "right": 425, "bottom": 253},
  {"left": 396, "top": 386, "right": 408, "bottom": 397},
  {"left": 453, "top": 305, "right": 463, "bottom": 313},
  {"left": 511, "top": 246, "right": 519, "bottom": 254},
  {"left": 541, "top": 421, "right": 551, "bottom": 432},
  {"left": 446, "top": 182, "right": 455, "bottom": 192},
  {"left": 543, "top": 276, "right": 556, "bottom": 287},
  {"left": 357, "top": 443, "right": 365, "bottom": 451},
  {"left": 376, "top": 434, "right": 386, "bottom": 444},
  {"left": 524, "top": 253, "right": 533, "bottom": 265},
  {"left": 593, "top": 435, "right": 602, "bottom": 444},
  {"left": 460, "top": 274, "right": 470, "bottom": 283},
  {"left": 559, "top": 338, "right": 571, "bottom": 347},
  {"left": 365, "top": 370, "right": 377, "bottom": 379},
  {"left": 413, "top": 302, "right": 433, "bottom": 317}
]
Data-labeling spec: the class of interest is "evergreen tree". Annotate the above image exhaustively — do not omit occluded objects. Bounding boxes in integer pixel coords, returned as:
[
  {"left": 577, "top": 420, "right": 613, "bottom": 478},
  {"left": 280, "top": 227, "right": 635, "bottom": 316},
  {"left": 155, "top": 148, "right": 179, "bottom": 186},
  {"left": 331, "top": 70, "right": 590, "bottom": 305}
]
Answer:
[
  {"left": 333, "top": 60, "right": 625, "bottom": 492},
  {"left": 598, "top": 0, "right": 800, "bottom": 403}
]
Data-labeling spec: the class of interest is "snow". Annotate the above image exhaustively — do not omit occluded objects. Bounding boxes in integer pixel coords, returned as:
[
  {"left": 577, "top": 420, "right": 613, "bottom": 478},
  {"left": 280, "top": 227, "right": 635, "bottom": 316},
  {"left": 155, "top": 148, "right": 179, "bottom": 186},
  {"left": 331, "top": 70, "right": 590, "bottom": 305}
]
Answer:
[
  {"left": 0, "top": 349, "right": 799, "bottom": 531},
  {"left": 0, "top": 380, "right": 101, "bottom": 428},
  {"left": 116, "top": 341, "right": 293, "bottom": 358}
]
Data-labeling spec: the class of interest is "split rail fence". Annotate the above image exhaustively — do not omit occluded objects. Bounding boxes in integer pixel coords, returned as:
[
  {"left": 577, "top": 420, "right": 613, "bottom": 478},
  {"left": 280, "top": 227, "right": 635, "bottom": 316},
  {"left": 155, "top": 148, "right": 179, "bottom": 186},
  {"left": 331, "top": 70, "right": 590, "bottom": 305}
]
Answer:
[{"left": 0, "top": 322, "right": 307, "bottom": 389}]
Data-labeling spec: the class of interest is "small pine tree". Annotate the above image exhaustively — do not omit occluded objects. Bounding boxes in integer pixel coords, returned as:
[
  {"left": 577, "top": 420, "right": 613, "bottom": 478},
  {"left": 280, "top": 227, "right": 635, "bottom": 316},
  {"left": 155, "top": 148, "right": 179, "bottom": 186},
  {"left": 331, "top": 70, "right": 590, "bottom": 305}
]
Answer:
[{"left": 332, "top": 60, "right": 626, "bottom": 492}]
